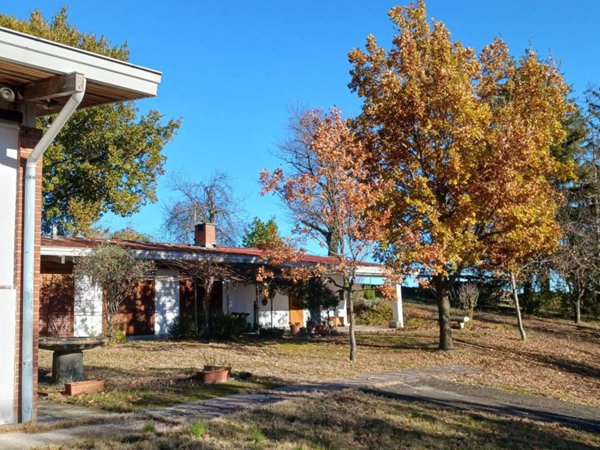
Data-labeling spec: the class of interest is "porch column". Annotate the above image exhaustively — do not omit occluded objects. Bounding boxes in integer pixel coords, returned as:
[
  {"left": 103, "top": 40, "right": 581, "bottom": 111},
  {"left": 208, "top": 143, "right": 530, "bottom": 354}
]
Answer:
[{"left": 389, "top": 282, "right": 404, "bottom": 328}]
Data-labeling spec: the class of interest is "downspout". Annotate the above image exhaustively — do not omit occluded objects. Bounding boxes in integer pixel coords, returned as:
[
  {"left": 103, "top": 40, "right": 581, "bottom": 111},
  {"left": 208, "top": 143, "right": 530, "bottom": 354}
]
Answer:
[{"left": 21, "top": 79, "right": 86, "bottom": 422}]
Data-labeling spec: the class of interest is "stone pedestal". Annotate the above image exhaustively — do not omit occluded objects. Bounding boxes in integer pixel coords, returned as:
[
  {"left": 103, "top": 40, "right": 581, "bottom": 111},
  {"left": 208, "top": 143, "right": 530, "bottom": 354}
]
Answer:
[
  {"left": 39, "top": 337, "right": 107, "bottom": 385},
  {"left": 52, "top": 350, "right": 84, "bottom": 384}
]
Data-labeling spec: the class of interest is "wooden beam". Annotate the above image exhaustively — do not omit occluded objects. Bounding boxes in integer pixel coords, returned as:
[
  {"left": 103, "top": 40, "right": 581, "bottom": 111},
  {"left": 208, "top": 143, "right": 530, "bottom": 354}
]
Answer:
[{"left": 21, "top": 72, "right": 85, "bottom": 102}]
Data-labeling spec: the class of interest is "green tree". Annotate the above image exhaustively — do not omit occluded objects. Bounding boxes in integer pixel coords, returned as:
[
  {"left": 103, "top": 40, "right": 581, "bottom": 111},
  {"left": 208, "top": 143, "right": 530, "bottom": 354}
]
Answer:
[
  {"left": 242, "top": 217, "right": 284, "bottom": 249},
  {"left": 109, "top": 227, "right": 154, "bottom": 243},
  {"left": 294, "top": 277, "right": 339, "bottom": 324},
  {"left": 0, "top": 8, "right": 180, "bottom": 235}
]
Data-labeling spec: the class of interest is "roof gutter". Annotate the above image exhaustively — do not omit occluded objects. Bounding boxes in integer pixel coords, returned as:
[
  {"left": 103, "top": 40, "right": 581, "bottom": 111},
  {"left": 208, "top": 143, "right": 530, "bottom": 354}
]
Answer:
[{"left": 20, "top": 78, "right": 86, "bottom": 422}]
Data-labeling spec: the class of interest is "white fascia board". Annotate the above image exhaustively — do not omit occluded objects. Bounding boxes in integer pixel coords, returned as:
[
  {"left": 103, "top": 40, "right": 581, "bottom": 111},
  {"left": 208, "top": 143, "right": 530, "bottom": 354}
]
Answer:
[
  {"left": 40, "top": 245, "right": 385, "bottom": 276},
  {"left": 41, "top": 246, "right": 92, "bottom": 257},
  {"left": 41, "top": 246, "right": 261, "bottom": 265},
  {"left": 355, "top": 265, "right": 385, "bottom": 277},
  {"left": 130, "top": 250, "right": 262, "bottom": 265},
  {"left": 0, "top": 28, "right": 161, "bottom": 97}
]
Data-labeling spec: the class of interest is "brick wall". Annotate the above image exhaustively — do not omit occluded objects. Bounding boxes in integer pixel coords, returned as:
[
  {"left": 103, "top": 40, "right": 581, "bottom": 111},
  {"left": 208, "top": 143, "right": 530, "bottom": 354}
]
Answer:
[{"left": 13, "top": 126, "right": 43, "bottom": 422}]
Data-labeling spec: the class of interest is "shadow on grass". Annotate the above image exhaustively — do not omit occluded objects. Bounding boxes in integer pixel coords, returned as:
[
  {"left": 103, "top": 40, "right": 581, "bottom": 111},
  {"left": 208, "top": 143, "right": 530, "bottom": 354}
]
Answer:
[
  {"left": 363, "top": 386, "right": 600, "bottom": 434},
  {"left": 219, "top": 390, "right": 599, "bottom": 450},
  {"left": 454, "top": 337, "right": 600, "bottom": 380}
]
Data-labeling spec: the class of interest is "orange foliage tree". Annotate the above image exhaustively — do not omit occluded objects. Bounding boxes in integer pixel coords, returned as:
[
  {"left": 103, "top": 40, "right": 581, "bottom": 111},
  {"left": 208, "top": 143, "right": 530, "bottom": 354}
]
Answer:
[
  {"left": 349, "top": 1, "right": 573, "bottom": 349},
  {"left": 261, "top": 109, "right": 379, "bottom": 361}
]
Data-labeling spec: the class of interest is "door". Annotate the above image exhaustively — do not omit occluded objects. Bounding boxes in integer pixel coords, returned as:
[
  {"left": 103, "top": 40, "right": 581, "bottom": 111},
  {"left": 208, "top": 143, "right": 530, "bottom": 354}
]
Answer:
[
  {"left": 288, "top": 290, "right": 304, "bottom": 326},
  {"left": 122, "top": 280, "right": 155, "bottom": 336}
]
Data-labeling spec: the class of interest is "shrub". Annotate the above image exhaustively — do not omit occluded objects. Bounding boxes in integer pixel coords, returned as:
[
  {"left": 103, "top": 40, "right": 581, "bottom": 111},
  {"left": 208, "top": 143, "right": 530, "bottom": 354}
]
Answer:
[
  {"left": 258, "top": 327, "right": 285, "bottom": 339},
  {"left": 110, "top": 329, "right": 127, "bottom": 344},
  {"left": 168, "top": 314, "right": 249, "bottom": 341},
  {"left": 167, "top": 316, "right": 199, "bottom": 340},
  {"left": 207, "top": 313, "right": 249, "bottom": 340},
  {"left": 355, "top": 299, "right": 393, "bottom": 325},
  {"left": 362, "top": 286, "right": 377, "bottom": 301}
]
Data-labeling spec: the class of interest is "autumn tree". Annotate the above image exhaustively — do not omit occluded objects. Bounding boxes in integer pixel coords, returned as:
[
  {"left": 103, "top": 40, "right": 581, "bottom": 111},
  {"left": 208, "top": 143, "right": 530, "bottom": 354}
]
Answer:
[
  {"left": 0, "top": 8, "right": 180, "bottom": 235},
  {"left": 274, "top": 107, "right": 342, "bottom": 255},
  {"left": 162, "top": 172, "right": 243, "bottom": 246},
  {"left": 242, "top": 217, "right": 284, "bottom": 249},
  {"left": 262, "top": 108, "right": 376, "bottom": 361},
  {"left": 349, "top": 1, "right": 573, "bottom": 349},
  {"left": 73, "top": 244, "right": 155, "bottom": 339}
]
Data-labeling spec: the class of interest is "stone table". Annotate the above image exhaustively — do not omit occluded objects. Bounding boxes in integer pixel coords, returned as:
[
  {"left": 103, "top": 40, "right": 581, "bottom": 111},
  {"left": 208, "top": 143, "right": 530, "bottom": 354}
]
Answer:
[{"left": 39, "top": 337, "right": 107, "bottom": 384}]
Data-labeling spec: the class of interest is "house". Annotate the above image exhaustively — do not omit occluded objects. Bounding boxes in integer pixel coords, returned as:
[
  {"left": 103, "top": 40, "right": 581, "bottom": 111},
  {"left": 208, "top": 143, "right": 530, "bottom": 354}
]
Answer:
[
  {"left": 40, "top": 224, "right": 403, "bottom": 339},
  {"left": 0, "top": 27, "right": 162, "bottom": 424}
]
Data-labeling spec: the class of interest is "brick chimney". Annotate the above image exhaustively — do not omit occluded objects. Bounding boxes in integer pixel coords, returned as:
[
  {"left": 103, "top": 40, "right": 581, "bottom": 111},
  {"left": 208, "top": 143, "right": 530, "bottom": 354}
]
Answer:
[{"left": 194, "top": 223, "right": 216, "bottom": 248}]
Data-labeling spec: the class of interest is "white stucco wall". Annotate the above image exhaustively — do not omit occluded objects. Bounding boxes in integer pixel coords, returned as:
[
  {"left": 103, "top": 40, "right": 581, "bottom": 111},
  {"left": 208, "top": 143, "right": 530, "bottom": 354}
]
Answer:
[
  {"left": 227, "top": 282, "right": 256, "bottom": 323},
  {"left": 74, "top": 276, "right": 103, "bottom": 337},
  {"left": 258, "top": 292, "right": 290, "bottom": 328},
  {"left": 154, "top": 269, "right": 180, "bottom": 336},
  {"left": 0, "top": 122, "right": 19, "bottom": 425},
  {"left": 215, "top": 278, "right": 352, "bottom": 329}
]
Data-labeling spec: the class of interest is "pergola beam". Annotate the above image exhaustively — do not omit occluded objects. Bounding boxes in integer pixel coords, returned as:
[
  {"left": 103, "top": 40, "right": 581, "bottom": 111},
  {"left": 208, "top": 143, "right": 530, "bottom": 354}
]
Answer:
[{"left": 21, "top": 72, "right": 85, "bottom": 102}]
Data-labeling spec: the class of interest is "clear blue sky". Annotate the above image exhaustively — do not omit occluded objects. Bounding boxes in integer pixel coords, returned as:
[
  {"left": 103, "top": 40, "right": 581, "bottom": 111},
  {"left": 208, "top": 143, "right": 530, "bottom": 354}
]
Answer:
[{"left": 4, "top": 1, "right": 600, "bottom": 250}]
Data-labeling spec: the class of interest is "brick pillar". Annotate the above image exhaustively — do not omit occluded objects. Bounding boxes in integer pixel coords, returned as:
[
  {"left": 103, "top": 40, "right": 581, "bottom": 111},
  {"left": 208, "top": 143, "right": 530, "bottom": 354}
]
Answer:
[{"left": 13, "top": 126, "right": 43, "bottom": 422}]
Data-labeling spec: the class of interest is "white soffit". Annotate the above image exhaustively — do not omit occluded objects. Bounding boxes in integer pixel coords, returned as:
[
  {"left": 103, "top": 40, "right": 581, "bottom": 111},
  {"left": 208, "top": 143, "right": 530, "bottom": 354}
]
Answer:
[{"left": 0, "top": 27, "right": 162, "bottom": 109}]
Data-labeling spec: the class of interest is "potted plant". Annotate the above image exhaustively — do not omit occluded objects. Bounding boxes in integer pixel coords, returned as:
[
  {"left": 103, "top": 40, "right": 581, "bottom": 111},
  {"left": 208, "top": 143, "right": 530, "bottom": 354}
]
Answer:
[
  {"left": 306, "top": 320, "right": 317, "bottom": 335},
  {"left": 289, "top": 322, "right": 301, "bottom": 336},
  {"left": 198, "top": 357, "right": 231, "bottom": 384},
  {"left": 316, "top": 321, "right": 328, "bottom": 335}
]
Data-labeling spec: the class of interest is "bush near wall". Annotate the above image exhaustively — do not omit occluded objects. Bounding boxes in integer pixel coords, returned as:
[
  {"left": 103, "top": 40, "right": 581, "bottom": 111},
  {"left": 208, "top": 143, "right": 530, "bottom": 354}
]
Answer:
[
  {"left": 354, "top": 298, "right": 393, "bottom": 326},
  {"left": 168, "top": 314, "right": 249, "bottom": 341}
]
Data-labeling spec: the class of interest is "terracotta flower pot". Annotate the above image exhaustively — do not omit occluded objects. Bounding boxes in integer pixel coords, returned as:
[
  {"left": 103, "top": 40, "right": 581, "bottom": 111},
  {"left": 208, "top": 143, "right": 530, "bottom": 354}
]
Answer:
[
  {"left": 316, "top": 324, "right": 328, "bottom": 335},
  {"left": 199, "top": 366, "right": 231, "bottom": 384},
  {"left": 290, "top": 324, "right": 301, "bottom": 336}
]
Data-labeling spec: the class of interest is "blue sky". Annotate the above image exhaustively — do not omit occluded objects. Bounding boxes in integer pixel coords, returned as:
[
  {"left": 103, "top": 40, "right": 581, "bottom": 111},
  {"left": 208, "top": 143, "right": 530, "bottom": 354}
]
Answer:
[{"left": 3, "top": 1, "right": 600, "bottom": 251}]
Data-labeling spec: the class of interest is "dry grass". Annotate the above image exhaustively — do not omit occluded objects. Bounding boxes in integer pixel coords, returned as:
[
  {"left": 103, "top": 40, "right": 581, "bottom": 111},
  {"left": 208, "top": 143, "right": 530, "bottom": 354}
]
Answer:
[
  {"left": 38, "top": 303, "right": 600, "bottom": 411},
  {"left": 51, "top": 390, "right": 600, "bottom": 450}
]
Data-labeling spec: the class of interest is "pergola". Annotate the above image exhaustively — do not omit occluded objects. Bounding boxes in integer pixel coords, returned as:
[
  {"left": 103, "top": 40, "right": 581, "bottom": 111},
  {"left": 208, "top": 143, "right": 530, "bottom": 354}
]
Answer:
[{"left": 0, "top": 27, "right": 163, "bottom": 424}]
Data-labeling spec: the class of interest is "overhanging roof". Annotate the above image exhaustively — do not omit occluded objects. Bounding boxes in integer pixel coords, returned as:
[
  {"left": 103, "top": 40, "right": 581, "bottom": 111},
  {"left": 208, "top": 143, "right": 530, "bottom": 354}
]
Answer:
[
  {"left": 0, "top": 27, "right": 161, "bottom": 114},
  {"left": 40, "top": 236, "right": 386, "bottom": 278}
]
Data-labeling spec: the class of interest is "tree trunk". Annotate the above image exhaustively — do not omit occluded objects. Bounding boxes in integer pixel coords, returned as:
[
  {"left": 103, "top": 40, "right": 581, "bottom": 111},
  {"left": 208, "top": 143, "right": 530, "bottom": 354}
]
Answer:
[
  {"left": 326, "top": 230, "right": 341, "bottom": 257},
  {"left": 204, "top": 276, "right": 214, "bottom": 338},
  {"left": 510, "top": 272, "right": 527, "bottom": 342},
  {"left": 347, "top": 283, "right": 357, "bottom": 361},
  {"left": 310, "top": 306, "right": 321, "bottom": 324},
  {"left": 193, "top": 278, "right": 199, "bottom": 329},
  {"left": 434, "top": 276, "right": 453, "bottom": 351},
  {"left": 574, "top": 296, "right": 581, "bottom": 324}
]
